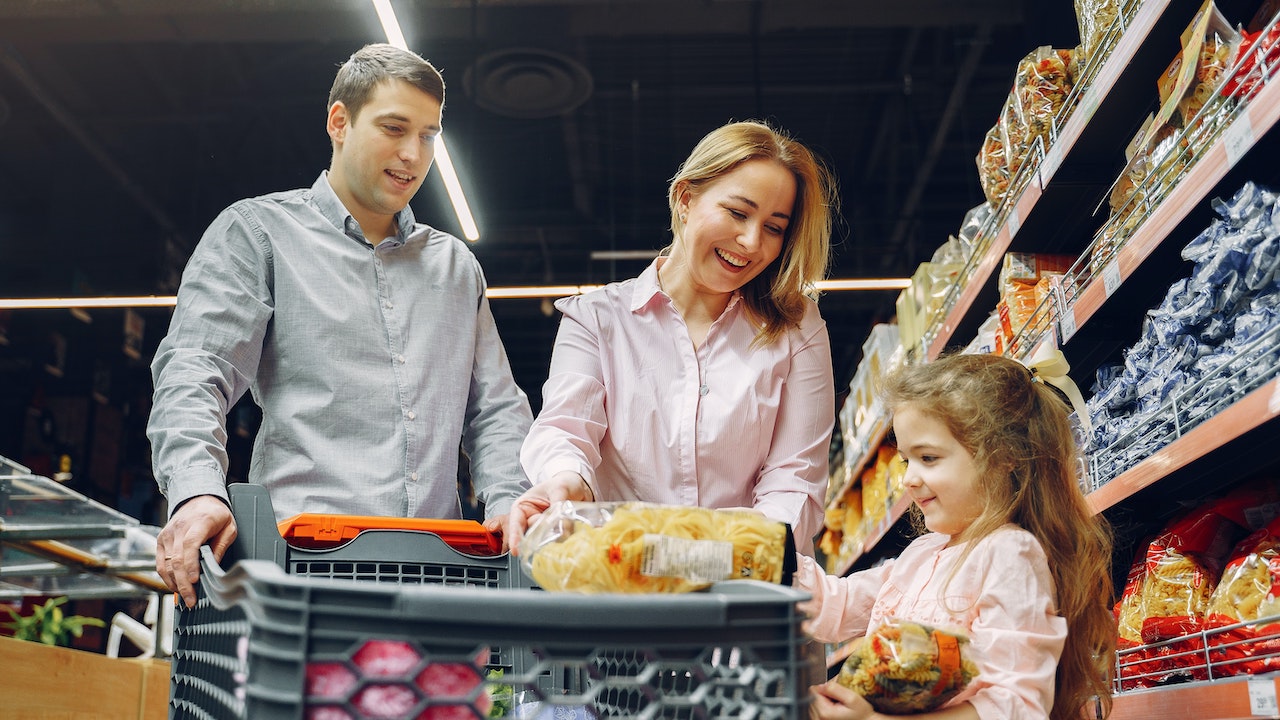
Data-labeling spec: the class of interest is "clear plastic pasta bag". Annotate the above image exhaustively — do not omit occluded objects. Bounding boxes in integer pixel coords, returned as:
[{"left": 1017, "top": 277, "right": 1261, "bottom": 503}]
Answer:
[
  {"left": 835, "top": 619, "right": 979, "bottom": 714},
  {"left": 518, "top": 501, "right": 795, "bottom": 593}
]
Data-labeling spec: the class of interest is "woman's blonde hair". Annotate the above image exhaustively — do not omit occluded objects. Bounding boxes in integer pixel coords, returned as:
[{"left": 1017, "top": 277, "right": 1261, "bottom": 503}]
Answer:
[
  {"left": 883, "top": 353, "right": 1115, "bottom": 720},
  {"left": 666, "top": 120, "right": 836, "bottom": 346}
]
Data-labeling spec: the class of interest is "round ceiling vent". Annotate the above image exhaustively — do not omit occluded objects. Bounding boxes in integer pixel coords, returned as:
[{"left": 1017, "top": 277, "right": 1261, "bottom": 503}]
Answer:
[{"left": 464, "top": 47, "right": 593, "bottom": 119}]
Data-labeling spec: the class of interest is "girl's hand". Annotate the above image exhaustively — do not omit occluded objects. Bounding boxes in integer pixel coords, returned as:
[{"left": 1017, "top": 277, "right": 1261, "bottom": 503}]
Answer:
[{"left": 810, "top": 680, "right": 877, "bottom": 720}]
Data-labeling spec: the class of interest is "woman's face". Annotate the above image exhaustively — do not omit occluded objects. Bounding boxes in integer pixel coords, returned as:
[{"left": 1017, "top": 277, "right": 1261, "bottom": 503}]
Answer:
[
  {"left": 674, "top": 158, "right": 795, "bottom": 295},
  {"left": 893, "top": 404, "right": 986, "bottom": 543}
]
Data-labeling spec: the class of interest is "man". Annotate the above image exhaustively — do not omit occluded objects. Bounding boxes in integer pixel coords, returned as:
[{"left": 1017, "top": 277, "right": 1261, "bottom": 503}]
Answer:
[{"left": 148, "top": 43, "right": 532, "bottom": 607}]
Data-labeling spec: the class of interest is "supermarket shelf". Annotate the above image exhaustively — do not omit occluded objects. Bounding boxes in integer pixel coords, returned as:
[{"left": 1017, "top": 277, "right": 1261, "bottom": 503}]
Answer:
[
  {"left": 1105, "top": 673, "right": 1280, "bottom": 720},
  {"left": 832, "top": 492, "right": 913, "bottom": 577},
  {"left": 926, "top": 0, "right": 1192, "bottom": 358},
  {"left": 1087, "top": 376, "right": 1280, "bottom": 514},
  {"left": 1060, "top": 75, "right": 1280, "bottom": 344},
  {"left": 824, "top": 418, "right": 890, "bottom": 512}
]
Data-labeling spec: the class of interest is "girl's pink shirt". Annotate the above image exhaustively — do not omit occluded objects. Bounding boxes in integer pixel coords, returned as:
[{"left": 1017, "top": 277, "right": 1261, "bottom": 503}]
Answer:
[
  {"left": 519, "top": 259, "right": 834, "bottom": 553},
  {"left": 796, "top": 525, "right": 1067, "bottom": 720}
]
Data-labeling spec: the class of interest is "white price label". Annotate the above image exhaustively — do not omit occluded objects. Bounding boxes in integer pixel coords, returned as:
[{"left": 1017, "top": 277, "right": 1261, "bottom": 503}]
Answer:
[
  {"left": 1079, "top": 89, "right": 1099, "bottom": 123},
  {"left": 1102, "top": 260, "right": 1122, "bottom": 299},
  {"left": 1040, "top": 144, "right": 1063, "bottom": 187},
  {"left": 1059, "top": 305, "right": 1077, "bottom": 344},
  {"left": 1249, "top": 678, "right": 1278, "bottom": 715},
  {"left": 1008, "top": 207, "right": 1022, "bottom": 239},
  {"left": 1224, "top": 113, "right": 1255, "bottom": 169}
]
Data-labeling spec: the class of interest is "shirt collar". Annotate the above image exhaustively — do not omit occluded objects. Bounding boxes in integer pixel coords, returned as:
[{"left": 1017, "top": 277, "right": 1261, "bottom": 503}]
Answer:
[
  {"left": 311, "top": 171, "right": 417, "bottom": 246},
  {"left": 630, "top": 257, "right": 744, "bottom": 314}
]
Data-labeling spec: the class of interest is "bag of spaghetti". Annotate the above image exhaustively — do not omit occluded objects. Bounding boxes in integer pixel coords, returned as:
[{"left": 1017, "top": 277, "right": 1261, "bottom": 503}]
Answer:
[
  {"left": 518, "top": 501, "right": 795, "bottom": 593},
  {"left": 1202, "top": 513, "right": 1280, "bottom": 677},
  {"left": 834, "top": 619, "right": 979, "bottom": 714}
]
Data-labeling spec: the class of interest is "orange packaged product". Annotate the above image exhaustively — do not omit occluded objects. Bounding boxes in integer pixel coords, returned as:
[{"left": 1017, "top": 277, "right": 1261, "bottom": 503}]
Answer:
[{"left": 278, "top": 513, "right": 503, "bottom": 556}]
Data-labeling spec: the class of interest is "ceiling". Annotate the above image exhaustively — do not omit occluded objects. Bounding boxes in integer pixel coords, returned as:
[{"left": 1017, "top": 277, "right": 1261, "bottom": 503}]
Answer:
[{"left": 0, "top": 0, "right": 1085, "bottom": 413}]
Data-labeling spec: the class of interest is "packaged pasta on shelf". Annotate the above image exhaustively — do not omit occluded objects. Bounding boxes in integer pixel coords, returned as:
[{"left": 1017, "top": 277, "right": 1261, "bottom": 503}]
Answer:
[
  {"left": 518, "top": 501, "right": 795, "bottom": 594},
  {"left": 1223, "top": 8, "right": 1280, "bottom": 102},
  {"left": 1204, "top": 512, "right": 1280, "bottom": 676},
  {"left": 834, "top": 619, "right": 979, "bottom": 714},
  {"left": 1074, "top": 0, "right": 1126, "bottom": 62},
  {"left": 1011, "top": 46, "right": 1077, "bottom": 150},
  {"left": 977, "top": 117, "right": 1012, "bottom": 205}
]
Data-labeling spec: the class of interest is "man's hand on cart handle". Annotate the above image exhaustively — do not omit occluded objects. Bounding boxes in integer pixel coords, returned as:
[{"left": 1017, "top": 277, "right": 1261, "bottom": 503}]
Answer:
[
  {"left": 505, "top": 471, "right": 594, "bottom": 555},
  {"left": 156, "top": 495, "right": 238, "bottom": 608}
]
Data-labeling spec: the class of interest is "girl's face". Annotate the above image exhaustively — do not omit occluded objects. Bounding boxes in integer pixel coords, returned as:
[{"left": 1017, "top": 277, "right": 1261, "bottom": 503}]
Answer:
[
  {"left": 672, "top": 158, "right": 795, "bottom": 295},
  {"left": 893, "top": 404, "right": 985, "bottom": 544}
]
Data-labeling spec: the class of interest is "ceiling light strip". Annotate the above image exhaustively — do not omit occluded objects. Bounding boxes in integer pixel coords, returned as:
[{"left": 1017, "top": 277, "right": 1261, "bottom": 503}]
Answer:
[
  {"left": 816, "top": 278, "right": 912, "bottom": 291},
  {"left": 0, "top": 279, "right": 912, "bottom": 309},
  {"left": 370, "top": 0, "right": 480, "bottom": 242}
]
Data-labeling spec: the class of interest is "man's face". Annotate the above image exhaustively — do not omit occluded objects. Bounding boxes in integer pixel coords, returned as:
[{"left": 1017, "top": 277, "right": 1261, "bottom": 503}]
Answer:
[{"left": 326, "top": 78, "right": 442, "bottom": 237}]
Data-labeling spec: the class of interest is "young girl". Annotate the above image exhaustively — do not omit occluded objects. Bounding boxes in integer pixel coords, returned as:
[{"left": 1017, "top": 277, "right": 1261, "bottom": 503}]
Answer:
[{"left": 801, "top": 353, "right": 1114, "bottom": 720}]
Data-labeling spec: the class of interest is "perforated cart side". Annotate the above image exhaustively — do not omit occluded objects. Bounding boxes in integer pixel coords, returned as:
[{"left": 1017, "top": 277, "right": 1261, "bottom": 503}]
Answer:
[{"left": 170, "top": 483, "right": 814, "bottom": 720}]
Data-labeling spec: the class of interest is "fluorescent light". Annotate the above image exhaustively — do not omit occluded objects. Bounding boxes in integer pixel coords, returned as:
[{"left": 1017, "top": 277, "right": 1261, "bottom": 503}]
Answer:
[
  {"left": 433, "top": 137, "right": 480, "bottom": 241},
  {"left": 590, "top": 250, "right": 659, "bottom": 261},
  {"left": 816, "top": 278, "right": 911, "bottom": 291},
  {"left": 0, "top": 296, "right": 177, "bottom": 310},
  {"left": 485, "top": 285, "right": 604, "bottom": 299},
  {"left": 0, "top": 279, "right": 910, "bottom": 310},
  {"left": 370, "top": 0, "right": 480, "bottom": 241},
  {"left": 371, "top": 0, "right": 408, "bottom": 50}
]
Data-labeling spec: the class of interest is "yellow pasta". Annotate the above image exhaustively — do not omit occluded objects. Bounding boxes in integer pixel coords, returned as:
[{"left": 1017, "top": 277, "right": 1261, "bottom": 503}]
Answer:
[
  {"left": 522, "top": 502, "right": 789, "bottom": 594},
  {"left": 1207, "top": 536, "right": 1280, "bottom": 622}
]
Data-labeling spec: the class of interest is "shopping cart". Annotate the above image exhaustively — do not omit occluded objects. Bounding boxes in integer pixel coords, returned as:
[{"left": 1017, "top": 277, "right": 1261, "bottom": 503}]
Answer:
[{"left": 169, "top": 483, "right": 813, "bottom": 719}]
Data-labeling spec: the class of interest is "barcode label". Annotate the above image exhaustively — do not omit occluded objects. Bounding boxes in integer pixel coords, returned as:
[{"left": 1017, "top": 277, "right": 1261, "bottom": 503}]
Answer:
[
  {"left": 1224, "top": 114, "right": 1255, "bottom": 169},
  {"left": 1059, "top": 306, "right": 1077, "bottom": 344},
  {"left": 1103, "top": 260, "right": 1122, "bottom": 298},
  {"left": 1248, "top": 677, "right": 1278, "bottom": 715}
]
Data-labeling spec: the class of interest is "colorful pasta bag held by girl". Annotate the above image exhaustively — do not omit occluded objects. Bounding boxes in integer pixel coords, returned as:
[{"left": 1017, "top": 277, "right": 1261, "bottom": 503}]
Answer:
[
  {"left": 834, "top": 618, "right": 979, "bottom": 714},
  {"left": 799, "top": 353, "right": 1115, "bottom": 720}
]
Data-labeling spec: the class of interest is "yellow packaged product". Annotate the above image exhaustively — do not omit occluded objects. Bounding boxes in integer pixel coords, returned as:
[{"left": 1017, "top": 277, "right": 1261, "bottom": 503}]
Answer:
[{"left": 519, "top": 501, "right": 794, "bottom": 594}]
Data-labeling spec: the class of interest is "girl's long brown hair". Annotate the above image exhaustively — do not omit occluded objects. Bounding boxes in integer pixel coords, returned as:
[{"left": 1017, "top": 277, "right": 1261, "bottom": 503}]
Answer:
[{"left": 883, "top": 353, "right": 1114, "bottom": 720}]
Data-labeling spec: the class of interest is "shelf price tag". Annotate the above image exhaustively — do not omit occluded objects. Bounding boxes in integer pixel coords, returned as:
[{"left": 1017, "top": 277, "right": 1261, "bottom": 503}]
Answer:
[
  {"left": 1248, "top": 678, "right": 1278, "bottom": 715},
  {"left": 1224, "top": 113, "right": 1255, "bottom": 169},
  {"left": 1059, "top": 304, "right": 1078, "bottom": 344},
  {"left": 1008, "top": 207, "right": 1022, "bottom": 239},
  {"left": 1102, "top": 260, "right": 1122, "bottom": 299},
  {"left": 1039, "top": 143, "right": 1064, "bottom": 188}
]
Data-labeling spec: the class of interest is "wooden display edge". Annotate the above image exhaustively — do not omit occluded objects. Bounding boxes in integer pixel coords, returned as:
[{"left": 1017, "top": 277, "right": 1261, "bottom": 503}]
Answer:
[
  {"left": 925, "top": 0, "right": 1171, "bottom": 360},
  {"left": 1087, "top": 376, "right": 1280, "bottom": 513},
  {"left": 1062, "top": 76, "right": 1280, "bottom": 339},
  {"left": 1106, "top": 672, "right": 1280, "bottom": 720}
]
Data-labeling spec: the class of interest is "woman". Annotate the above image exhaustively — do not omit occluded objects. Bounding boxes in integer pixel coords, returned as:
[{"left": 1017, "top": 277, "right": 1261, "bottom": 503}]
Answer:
[{"left": 507, "top": 120, "right": 838, "bottom": 555}]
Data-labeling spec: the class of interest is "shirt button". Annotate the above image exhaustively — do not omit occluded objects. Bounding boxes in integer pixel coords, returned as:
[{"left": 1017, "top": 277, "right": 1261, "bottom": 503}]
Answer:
[
  {"left": 384, "top": 301, "right": 394, "bottom": 309},
  {"left": 699, "top": 385, "right": 709, "bottom": 396},
  {"left": 410, "top": 472, "right": 419, "bottom": 481},
  {"left": 407, "top": 411, "right": 416, "bottom": 420},
  {"left": 396, "top": 354, "right": 406, "bottom": 364}
]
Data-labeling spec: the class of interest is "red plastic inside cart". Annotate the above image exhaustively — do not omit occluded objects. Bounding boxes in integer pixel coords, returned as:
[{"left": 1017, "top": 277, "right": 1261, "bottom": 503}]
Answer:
[{"left": 278, "top": 514, "right": 503, "bottom": 556}]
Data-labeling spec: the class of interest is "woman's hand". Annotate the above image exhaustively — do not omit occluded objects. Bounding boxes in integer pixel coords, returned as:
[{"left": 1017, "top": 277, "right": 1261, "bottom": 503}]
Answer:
[
  {"left": 810, "top": 680, "right": 877, "bottom": 720},
  {"left": 505, "top": 471, "right": 593, "bottom": 554}
]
